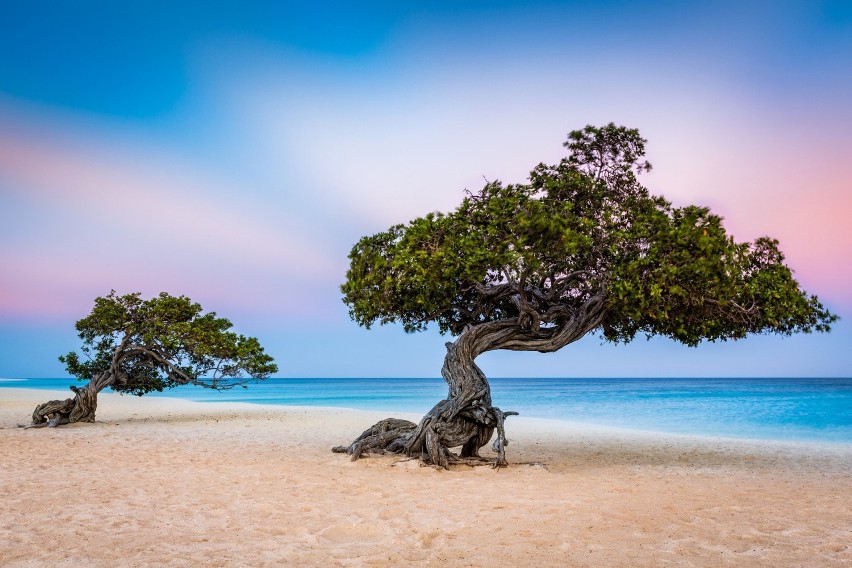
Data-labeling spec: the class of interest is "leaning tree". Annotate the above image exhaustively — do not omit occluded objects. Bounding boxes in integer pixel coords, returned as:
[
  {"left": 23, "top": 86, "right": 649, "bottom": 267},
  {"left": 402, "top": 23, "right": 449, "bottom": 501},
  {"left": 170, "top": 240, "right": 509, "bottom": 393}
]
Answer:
[
  {"left": 334, "top": 123, "right": 837, "bottom": 468},
  {"left": 31, "top": 291, "right": 278, "bottom": 427}
]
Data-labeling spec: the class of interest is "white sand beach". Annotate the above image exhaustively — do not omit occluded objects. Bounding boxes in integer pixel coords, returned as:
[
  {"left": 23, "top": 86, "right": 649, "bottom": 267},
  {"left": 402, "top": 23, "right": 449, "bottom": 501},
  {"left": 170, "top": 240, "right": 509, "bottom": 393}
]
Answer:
[{"left": 1, "top": 387, "right": 850, "bottom": 567}]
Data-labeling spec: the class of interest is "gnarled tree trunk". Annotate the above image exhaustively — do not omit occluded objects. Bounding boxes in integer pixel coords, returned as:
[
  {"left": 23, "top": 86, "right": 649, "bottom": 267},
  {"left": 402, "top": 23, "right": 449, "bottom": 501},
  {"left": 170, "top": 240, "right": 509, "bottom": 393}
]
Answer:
[
  {"left": 335, "top": 323, "right": 515, "bottom": 468},
  {"left": 334, "top": 297, "right": 606, "bottom": 468},
  {"left": 31, "top": 372, "right": 115, "bottom": 428}
]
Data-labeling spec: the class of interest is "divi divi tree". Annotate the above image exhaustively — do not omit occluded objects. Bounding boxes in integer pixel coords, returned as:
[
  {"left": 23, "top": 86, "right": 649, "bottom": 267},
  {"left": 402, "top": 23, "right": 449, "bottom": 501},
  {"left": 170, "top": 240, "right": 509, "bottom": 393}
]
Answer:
[
  {"left": 31, "top": 291, "right": 278, "bottom": 427},
  {"left": 334, "top": 124, "right": 836, "bottom": 468}
]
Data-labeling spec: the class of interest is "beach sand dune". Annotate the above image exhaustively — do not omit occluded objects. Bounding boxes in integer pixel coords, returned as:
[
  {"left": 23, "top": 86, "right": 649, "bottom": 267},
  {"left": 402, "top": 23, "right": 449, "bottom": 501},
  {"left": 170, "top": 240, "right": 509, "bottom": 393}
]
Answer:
[{"left": 1, "top": 388, "right": 850, "bottom": 567}]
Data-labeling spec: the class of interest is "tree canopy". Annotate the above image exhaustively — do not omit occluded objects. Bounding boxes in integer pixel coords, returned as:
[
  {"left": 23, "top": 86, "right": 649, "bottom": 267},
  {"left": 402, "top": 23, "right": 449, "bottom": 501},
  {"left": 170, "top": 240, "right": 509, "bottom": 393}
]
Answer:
[
  {"left": 60, "top": 291, "right": 278, "bottom": 395},
  {"left": 342, "top": 124, "right": 836, "bottom": 349}
]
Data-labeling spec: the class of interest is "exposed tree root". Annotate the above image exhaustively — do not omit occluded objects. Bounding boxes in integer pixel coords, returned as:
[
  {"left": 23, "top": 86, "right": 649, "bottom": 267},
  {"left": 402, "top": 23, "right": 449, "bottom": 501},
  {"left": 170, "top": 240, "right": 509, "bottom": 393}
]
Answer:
[
  {"left": 334, "top": 406, "right": 518, "bottom": 469},
  {"left": 332, "top": 418, "right": 418, "bottom": 458},
  {"left": 31, "top": 383, "right": 100, "bottom": 427}
]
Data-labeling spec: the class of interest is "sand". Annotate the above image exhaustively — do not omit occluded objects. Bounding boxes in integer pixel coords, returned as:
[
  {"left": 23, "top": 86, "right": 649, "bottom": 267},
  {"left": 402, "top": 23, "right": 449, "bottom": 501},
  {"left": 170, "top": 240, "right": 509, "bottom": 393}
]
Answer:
[{"left": 1, "top": 387, "right": 850, "bottom": 567}]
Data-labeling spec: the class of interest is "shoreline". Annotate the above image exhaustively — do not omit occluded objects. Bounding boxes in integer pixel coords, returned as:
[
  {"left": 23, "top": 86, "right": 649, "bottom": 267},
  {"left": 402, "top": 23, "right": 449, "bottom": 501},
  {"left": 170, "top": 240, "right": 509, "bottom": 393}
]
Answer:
[
  {"left": 2, "top": 387, "right": 851, "bottom": 566},
  {"left": 4, "top": 386, "right": 852, "bottom": 478},
  {"left": 3, "top": 385, "right": 850, "bottom": 451}
]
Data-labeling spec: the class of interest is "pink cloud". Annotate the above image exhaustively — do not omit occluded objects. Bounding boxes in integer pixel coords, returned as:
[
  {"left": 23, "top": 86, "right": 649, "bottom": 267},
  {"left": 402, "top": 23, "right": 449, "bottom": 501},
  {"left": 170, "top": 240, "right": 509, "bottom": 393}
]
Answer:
[
  {"left": 0, "top": 131, "right": 331, "bottom": 272},
  {"left": 0, "top": 108, "right": 340, "bottom": 322}
]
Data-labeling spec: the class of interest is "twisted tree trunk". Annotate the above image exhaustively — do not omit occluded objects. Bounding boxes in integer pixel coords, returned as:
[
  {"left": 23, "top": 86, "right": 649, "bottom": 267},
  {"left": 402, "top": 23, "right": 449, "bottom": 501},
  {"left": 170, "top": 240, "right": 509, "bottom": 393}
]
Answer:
[
  {"left": 30, "top": 372, "right": 115, "bottom": 428},
  {"left": 334, "top": 324, "right": 513, "bottom": 467},
  {"left": 334, "top": 296, "right": 606, "bottom": 468}
]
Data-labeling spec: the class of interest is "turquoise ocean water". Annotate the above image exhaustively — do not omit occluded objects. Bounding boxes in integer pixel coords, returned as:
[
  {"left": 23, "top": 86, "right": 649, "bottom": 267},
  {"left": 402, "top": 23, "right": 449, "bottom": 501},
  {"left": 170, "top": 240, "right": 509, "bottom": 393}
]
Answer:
[{"left": 2, "top": 377, "right": 850, "bottom": 444}]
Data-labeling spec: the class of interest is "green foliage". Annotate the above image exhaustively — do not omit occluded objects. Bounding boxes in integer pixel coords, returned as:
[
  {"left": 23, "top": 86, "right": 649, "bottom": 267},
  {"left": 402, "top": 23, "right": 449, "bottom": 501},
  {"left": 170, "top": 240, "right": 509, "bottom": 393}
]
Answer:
[
  {"left": 60, "top": 292, "right": 278, "bottom": 395},
  {"left": 342, "top": 123, "right": 837, "bottom": 346}
]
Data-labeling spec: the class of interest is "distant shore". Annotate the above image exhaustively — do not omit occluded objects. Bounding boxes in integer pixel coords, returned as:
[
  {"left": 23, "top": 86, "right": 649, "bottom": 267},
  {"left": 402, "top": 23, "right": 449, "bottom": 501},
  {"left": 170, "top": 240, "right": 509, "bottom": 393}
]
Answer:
[{"left": 1, "top": 387, "right": 850, "bottom": 567}]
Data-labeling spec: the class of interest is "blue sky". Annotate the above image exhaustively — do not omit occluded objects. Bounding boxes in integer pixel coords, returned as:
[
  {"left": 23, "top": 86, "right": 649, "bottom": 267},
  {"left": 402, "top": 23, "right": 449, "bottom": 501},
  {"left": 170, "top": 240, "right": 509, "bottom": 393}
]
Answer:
[{"left": 1, "top": 1, "right": 850, "bottom": 378}]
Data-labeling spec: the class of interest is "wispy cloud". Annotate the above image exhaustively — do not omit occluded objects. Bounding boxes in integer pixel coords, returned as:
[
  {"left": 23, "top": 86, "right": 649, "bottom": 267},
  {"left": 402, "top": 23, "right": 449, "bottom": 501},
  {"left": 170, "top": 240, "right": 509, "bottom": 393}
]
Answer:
[{"left": 0, "top": 103, "right": 339, "bottom": 321}]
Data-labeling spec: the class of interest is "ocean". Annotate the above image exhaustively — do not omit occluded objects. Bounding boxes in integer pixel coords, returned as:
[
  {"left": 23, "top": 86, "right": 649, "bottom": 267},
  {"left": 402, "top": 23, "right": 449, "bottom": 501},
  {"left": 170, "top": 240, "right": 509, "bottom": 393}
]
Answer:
[{"left": 2, "top": 376, "right": 850, "bottom": 445}]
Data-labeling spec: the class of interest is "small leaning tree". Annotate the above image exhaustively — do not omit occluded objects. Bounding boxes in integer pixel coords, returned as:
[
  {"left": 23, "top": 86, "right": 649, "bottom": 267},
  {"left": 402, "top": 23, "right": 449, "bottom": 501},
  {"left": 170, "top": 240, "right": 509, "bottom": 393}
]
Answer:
[
  {"left": 334, "top": 123, "right": 837, "bottom": 468},
  {"left": 31, "top": 291, "right": 278, "bottom": 427}
]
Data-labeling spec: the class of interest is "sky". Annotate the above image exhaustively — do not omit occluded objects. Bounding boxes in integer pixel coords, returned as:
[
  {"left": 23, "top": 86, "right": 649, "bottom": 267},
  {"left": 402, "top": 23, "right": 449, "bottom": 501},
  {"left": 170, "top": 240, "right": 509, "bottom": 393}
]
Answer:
[{"left": 1, "top": 0, "right": 850, "bottom": 378}]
